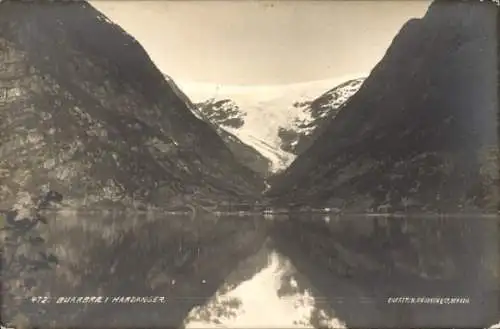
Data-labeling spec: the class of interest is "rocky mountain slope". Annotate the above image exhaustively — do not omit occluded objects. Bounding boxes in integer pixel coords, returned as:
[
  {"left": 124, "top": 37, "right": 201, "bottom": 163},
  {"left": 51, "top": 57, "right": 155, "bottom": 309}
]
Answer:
[
  {"left": 0, "top": 1, "right": 264, "bottom": 211},
  {"left": 268, "top": 0, "right": 499, "bottom": 213},
  {"left": 278, "top": 78, "right": 365, "bottom": 155},
  {"left": 191, "top": 78, "right": 364, "bottom": 173}
]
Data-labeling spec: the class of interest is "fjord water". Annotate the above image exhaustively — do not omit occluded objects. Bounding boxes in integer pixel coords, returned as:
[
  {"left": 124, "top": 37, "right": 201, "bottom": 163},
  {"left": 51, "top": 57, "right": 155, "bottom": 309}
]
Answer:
[{"left": 9, "top": 211, "right": 498, "bottom": 328}]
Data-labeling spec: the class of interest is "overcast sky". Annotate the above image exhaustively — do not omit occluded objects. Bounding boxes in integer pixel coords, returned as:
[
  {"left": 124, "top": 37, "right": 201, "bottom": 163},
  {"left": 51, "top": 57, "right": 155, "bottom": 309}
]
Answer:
[{"left": 91, "top": 0, "right": 431, "bottom": 86}]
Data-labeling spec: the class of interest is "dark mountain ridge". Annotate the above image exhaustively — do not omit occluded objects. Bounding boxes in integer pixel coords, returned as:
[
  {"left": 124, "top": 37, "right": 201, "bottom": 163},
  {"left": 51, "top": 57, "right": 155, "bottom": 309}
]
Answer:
[
  {"left": 268, "top": 0, "right": 499, "bottom": 213},
  {"left": 0, "top": 1, "right": 264, "bottom": 210}
]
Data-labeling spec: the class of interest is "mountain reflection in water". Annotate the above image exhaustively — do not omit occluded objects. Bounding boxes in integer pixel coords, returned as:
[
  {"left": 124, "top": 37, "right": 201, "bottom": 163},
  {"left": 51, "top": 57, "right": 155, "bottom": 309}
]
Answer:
[{"left": 6, "top": 211, "right": 499, "bottom": 328}]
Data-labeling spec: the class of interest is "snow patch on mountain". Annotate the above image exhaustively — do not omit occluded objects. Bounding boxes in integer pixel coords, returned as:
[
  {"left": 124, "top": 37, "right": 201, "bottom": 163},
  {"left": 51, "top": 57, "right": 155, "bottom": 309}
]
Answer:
[
  {"left": 196, "top": 99, "right": 246, "bottom": 129},
  {"left": 280, "top": 78, "right": 365, "bottom": 155}
]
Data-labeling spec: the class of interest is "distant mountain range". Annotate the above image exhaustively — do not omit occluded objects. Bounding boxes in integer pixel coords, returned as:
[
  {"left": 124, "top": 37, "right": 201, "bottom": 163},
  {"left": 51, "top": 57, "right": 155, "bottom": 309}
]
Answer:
[{"left": 191, "top": 78, "right": 365, "bottom": 174}]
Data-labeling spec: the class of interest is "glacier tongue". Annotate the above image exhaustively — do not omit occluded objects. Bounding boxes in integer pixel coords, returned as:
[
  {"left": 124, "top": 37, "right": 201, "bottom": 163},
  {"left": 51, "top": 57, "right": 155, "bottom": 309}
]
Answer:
[{"left": 224, "top": 127, "right": 294, "bottom": 173}]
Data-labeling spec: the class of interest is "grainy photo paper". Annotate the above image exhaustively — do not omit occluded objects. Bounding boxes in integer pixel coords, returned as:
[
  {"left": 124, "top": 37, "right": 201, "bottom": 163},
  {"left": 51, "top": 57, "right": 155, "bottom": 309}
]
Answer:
[{"left": 0, "top": 0, "right": 499, "bottom": 328}]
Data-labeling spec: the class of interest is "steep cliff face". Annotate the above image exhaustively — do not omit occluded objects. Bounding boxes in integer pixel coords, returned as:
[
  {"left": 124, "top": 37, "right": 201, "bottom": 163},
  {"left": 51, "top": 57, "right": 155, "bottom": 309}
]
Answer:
[
  {"left": 0, "top": 1, "right": 264, "bottom": 210},
  {"left": 268, "top": 0, "right": 499, "bottom": 213}
]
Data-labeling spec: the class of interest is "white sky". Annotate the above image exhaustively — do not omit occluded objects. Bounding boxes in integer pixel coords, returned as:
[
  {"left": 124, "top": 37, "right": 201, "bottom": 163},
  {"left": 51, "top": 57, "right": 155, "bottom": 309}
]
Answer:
[{"left": 90, "top": 1, "right": 431, "bottom": 86}]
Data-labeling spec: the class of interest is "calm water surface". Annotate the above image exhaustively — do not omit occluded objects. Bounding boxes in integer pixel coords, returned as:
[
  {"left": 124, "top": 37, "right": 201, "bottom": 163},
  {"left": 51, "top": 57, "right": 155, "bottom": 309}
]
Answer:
[{"left": 3, "top": 211, "right": 499, "bottom": 328}]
